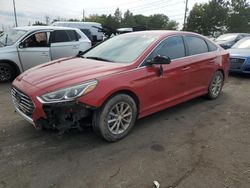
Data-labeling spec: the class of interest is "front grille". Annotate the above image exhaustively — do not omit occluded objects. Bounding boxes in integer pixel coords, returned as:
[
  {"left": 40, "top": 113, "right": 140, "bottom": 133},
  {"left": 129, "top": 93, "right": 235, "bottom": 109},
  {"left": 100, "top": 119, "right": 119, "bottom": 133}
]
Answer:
[
  {"left": 230, "top": 58, "right": 246, "bottom": 69},
  {"left": 11, "top": 87, "right": 35, "bottom": 117}
]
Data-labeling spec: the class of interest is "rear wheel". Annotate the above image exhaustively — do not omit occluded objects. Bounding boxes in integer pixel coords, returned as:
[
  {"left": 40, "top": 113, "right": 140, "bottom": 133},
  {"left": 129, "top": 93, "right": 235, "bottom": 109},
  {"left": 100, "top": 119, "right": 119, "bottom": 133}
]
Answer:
[
  {"left": 0, "top": 62, "right": 15, "bottom": 82},
  {"left": 207, "top": 71, "right": 224, "bottom": 99},
  {"left": 93, "top": 94, "right": 137, "bottom": 142}
]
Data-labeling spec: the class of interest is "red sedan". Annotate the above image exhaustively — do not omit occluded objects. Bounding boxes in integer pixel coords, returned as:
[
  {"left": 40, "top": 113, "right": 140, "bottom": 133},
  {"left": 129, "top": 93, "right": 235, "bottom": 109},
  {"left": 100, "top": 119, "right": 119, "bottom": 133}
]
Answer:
[{"left": 12, "top": 31, "right": 229, "bottom": 141}]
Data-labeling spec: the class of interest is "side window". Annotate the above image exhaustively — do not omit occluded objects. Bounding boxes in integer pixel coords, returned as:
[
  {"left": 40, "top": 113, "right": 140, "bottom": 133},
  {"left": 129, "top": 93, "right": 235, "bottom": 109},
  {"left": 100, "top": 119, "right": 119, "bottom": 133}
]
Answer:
[
  {"left": 185, "top": 36, "right": 208, "bottom": 55},
  {"left": 76, "top": 32, "right": 82, "bottom": 40},
  {"left": 65, "top": 30, "right": 78, "bottom": 41},
  {"left": 23, "top": 32, "right": 48, "bottom": 48},
  {"left": 156, "top": 36, "right": 186, "bottom": 60},
  {"left": 206, "top": 40, "right": 218, "bottom": 52},
  {"left": 144, "top": 36, "right": 185, "bottom": 64},
  {"left": 51, "top": 30, "right": 77, "bottom": 43}
]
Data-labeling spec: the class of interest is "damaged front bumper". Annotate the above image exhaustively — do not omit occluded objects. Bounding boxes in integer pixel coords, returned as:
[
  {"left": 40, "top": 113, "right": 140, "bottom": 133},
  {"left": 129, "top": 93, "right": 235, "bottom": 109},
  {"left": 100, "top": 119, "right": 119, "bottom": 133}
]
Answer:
[
  {"left": 35, "top": 101, "right": 94, "bottom": 131},
  {"left": 12, "top": 82, "right": 96, "bottom": 132}
]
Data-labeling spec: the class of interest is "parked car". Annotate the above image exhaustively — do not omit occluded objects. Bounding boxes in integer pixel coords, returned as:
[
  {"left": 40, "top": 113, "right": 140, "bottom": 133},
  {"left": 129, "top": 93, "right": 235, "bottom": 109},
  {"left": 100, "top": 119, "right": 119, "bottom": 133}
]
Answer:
[
  {"left": 0, "top": 26, "right": 91, "bottom": 82},
  {"left": 52, "top": 22, "right": 104, "bottom": 44},
  {"left": 12, "top": 31, "right": 229, "bottom": 142},
  {"left": 227, "top": 37, "right": 250, "bottom": 73},
  {"left": 215, "top": 33, "right": 250, "bottom": 49}
]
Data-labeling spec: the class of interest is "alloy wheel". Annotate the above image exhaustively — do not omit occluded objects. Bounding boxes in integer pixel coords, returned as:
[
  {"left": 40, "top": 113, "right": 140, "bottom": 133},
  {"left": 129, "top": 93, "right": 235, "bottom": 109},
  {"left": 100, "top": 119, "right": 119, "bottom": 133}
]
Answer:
[
  {"left": 211, "top": 74, "right": 223, "bottom": 97},
  {"left": 107, "top": 102, "right": 133, "bottom": 135}
]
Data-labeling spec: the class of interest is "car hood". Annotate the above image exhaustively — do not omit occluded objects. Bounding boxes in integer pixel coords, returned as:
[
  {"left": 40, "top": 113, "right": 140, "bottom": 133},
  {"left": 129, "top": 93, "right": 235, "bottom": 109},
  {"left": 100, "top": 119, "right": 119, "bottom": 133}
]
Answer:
[
  {"left": 227, "top": 48, "right": 250, "bottom": 57},
  {"left": 215, "top": 39, "right": 235, "bottom": 44},
  {"left": 0, "top": 45, "right": 16, "bottom": 52},
  {"left": 16, "top": 57, "right": 130, "bottom": 92}
]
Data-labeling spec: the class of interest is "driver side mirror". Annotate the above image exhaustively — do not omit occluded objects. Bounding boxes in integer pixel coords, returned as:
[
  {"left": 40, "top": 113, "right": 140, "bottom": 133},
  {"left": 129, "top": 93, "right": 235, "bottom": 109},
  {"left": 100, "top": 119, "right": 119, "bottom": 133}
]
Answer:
[
  {"left": 19, "top": 42, "right": 26, "bottom": 49},
  {"left": 148, "top": 55, "right": 171, "bottom": 65}
]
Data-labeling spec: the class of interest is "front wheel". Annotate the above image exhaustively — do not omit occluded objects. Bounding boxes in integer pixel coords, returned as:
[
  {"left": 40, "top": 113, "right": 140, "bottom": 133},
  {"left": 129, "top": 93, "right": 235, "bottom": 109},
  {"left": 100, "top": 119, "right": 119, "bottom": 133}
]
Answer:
[
  {"left": 0, "top": 62, "right": 15, "bottom": 82},
  {"left": 207, "top": 71, "right": 224, "bottom": 99},
  {"left": 93, "top": 94, "right": 137, "bottom": 142}
]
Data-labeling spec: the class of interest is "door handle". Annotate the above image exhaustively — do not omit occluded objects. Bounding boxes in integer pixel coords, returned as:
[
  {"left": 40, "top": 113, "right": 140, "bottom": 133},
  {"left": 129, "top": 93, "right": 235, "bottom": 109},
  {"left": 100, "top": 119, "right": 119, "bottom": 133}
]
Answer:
[
  {"left": 72, "top": 45, "right": 79, "bottom": 49},
  {"left": 41, "top": 52, "right": 48, "bottom": 57},
  {"left": 182, "top": 67, "right": 191, "bottom": 71}
]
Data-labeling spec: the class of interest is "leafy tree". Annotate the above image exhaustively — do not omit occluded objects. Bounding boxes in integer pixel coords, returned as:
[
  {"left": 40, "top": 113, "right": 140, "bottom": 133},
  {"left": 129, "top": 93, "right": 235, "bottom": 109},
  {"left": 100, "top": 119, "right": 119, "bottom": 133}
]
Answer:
[
  {"left": 104, "top": 14, "right": 120, "bottom": 30},
  {"left": 86, "top": 14, "right": 107, "bottom": 25},
  {"left": 55, "top": 8, "right": 177, "bottom": 31},
  {"left": 148, "top": 14, "right": 178, "bottom": 30},
  {"left": 227, "top": 0, "right": 250, "bottom": 32},
  {"left": 134, "top": 14, "right": 149, "bottom": 28},
  {"left": 186, "top": 0, "right": 228, "bottom": 35},
  {"left": 186, "top": 3, "right": 204, "bottom": 34},
  {"left": 122, "top": 10, "right": 136, "bottom": 27},
  {"left": 114, "top": 8, "right": 122, "bottom": 27}
]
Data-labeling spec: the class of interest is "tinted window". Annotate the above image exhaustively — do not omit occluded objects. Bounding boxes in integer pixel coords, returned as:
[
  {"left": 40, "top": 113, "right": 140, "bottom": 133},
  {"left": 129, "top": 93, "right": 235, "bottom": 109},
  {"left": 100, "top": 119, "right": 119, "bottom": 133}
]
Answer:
[
  {"left": 185, "top": 36, "right": 208, "bottom": 55},
  {"left": 156, "top": 36, "right": 186, "bottom": 60},
  {"left": 52, "top": 30, "right": 77, "bottom": 43},
  {"left": 76, "top": 32, "right": 82, "bottom": 40},
  {"left": 206, "top": 40, "right": 218, "bottom": 51},
  {"left": 66, "top": 30, "right": 78, "bottom": 41}
]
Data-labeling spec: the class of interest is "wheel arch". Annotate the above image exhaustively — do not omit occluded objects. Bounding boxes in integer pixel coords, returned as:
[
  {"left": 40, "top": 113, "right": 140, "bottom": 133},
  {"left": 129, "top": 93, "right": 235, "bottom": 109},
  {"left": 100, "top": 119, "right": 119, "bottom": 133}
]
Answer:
[
  {"left": 217, "top": 68, "right": 225, "bottom": 79},
  {"left": 101, "top": 89, "right": 141, "bottom": 115},
  {"left": 0, "top": 59, "right": 21, "bottom": 76}
]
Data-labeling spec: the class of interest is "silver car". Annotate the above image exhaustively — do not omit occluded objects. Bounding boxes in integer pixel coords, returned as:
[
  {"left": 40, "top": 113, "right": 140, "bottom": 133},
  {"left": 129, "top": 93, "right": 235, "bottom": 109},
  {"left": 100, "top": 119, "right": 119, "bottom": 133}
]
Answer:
[{"left": 0, "top": 26, "right": 91, "bottom": 82}]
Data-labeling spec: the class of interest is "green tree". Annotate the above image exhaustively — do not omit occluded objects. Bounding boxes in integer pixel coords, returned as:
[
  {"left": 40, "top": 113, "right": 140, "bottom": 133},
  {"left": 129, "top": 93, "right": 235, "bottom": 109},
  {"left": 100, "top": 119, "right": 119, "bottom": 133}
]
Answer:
[
  {"left": 104, "top": 14, "right": 120, "bottom": 30},
  {"left": 147, "top": 14, "right": 178, "bottom": 30},
  {"left": 186, "top": 3, "right": 204, "bottom": 33},
  {"left": 122, "top": 10, "right": 136, "bottom": 27},
  {"left": 114, "top": 8, "right": 122, "bottom": 27},
  {"left": 134, "top": 14, "right": 149, "bottom": 28},
  {"left": 186, "top": 0, "right": 228, "bottom": 35},
  {"left": 227, "top": 0, "right": 250, "bottom": 32},
  {"left": 86, "top": 14, "right": 107, "bottom": 25}
]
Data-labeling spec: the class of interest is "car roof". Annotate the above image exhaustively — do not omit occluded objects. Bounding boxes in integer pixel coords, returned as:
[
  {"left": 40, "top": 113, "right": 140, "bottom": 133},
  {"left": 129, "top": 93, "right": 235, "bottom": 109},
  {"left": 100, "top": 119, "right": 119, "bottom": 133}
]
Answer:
[
  {"left": 13, "top": 26, "right": 79, "bottom": 32},
  {"left": 53, "top": 21, "right": 102, "bottom": 25},
  {"left": 121, "top": 30, "right": 205, "bottom": 39}
]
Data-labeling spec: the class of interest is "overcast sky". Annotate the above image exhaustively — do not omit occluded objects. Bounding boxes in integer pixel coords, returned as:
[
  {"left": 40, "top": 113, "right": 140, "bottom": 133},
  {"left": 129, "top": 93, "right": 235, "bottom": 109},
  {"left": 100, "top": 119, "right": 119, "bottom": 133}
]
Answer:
[{"left": 0, "top": 0, "right": 209, "bottom": 29}]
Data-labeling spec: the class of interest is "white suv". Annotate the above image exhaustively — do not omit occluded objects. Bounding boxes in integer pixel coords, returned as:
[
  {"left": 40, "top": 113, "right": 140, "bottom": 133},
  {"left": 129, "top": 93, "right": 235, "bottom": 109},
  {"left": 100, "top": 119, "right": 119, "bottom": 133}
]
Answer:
[{"left": 0, "top": 26, "right": 91, "bottom": 82}]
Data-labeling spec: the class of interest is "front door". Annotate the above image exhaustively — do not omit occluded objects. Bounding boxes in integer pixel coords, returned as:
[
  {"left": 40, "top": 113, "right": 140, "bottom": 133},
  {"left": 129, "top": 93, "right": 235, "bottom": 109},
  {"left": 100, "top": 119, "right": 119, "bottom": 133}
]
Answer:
[
  {"left": 18, "top": 31, "right": 51, "bottom": 71},
  {"left": 140, "top": 35, "right": 191, "bottom": 115}
]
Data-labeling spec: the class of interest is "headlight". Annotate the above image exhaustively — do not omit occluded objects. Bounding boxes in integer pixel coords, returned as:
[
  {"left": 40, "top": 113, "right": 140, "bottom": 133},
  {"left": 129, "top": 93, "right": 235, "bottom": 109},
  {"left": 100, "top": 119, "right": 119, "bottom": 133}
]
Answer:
[{"left": 37, "top": 80, "right": 98, "bottom": 103}]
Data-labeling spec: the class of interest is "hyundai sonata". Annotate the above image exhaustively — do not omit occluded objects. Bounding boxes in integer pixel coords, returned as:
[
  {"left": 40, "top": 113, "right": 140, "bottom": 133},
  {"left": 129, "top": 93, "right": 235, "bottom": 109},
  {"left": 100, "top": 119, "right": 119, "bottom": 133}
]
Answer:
[{"left": 12, "top": 31, "right": 229, "bottom": 141}]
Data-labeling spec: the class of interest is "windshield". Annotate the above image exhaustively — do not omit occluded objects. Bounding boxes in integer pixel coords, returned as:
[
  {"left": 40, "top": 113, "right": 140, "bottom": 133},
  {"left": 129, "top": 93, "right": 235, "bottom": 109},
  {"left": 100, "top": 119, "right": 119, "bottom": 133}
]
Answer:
[
  {"left": 83, "top": 34, "right": 158, "bottom": 63},
  {"left": 232, "top": 38, "right": 250, "bottom": 49},
  {"left": 0, "top": 29, "right": 27, "bottom": 46},
  {"left": 215, "top": 34, "right": 238, "bottom": 42}
]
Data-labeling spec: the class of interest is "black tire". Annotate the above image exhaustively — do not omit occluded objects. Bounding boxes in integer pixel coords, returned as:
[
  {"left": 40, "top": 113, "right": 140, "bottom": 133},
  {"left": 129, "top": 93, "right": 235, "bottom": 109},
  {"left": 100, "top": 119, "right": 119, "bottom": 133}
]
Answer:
[
  {"left": 93, "top": 94, "right": 137, "bottom": 142},
  {"left": 0, "top": 62, "right": 15, "bottom": 82},
  {"left": 207, "top": 71, "right": 224, "bottom": 100}
]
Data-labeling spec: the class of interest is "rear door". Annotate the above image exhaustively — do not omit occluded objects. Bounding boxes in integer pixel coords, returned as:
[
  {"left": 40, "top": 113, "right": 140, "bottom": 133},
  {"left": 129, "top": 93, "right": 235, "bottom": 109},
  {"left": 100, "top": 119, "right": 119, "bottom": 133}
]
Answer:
[
  {"left": 183, "top": 35, "right": 217, "bottom": 94},
  {"left": 18, "top": 31, "right": 51, "bottom": 70},
  {"left": 50, "top": 30, "right": 80, "bottom": 60}
]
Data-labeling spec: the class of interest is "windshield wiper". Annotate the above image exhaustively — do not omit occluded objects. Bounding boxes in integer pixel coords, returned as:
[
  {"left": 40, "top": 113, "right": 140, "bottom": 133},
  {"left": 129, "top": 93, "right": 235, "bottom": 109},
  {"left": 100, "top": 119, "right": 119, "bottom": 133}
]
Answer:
[{"left": 85, "top": 56, "right": 113, "bottom": 62}]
